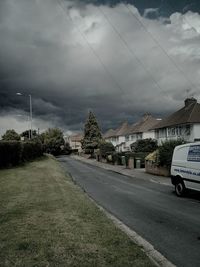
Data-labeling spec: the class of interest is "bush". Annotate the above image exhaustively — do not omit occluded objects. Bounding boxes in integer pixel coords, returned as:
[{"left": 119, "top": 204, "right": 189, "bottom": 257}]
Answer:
[
  {"left": 84, "top": 148, "right": 93, "bottom": 155},
  {"left": 0, "top": 140, "right": 43, "bottom": 168},
  {"left": 145, "top": 150, "right": 159, "bottom": 164},
  {"left": 22, "top": 141, "right": 43, "bottom": 161},
  {"left": 0, "top": 141, "right": 22, "bottom": 168},
  {"left": 44, "top": 138, "right": 64, "bottom": 156},
  {"left": 41, "top": 128, "right": 66, "bottom": 156},
  {"left": 131, "top": 139, "right": 158, "bottom": 153},
  {"left": 2, "top": 130, "right": 20, "bottom": 141},
  {"left": 110, "top": 152, "right": 122, "bottom": 165},
  {"left": 99, "top": 141, "right": 115, "bottom": 159},
  {"left": 158, "top": 139, "right": 185, "bottom": 169}
]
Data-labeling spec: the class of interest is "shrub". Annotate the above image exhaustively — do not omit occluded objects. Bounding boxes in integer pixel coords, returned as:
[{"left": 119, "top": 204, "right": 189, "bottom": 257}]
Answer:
[
  {"left": 0, "top": 141, "right": 22, "bottom": 168},
  {"left": 158, "top": 139, "right": 185, "bottom": 169},
  {"left": 131, "top": 139, "right": 158, "bottom": 153},
  {"left": 0, "top": 140, "right": 43, "bottom": 168},
  {"left": 84, "top": 148, "right": 92, "bottom": 155},
  {"left": 99, "top": 141, "right": 115, "bottom": 159},
  {"left": 2, "top": 130, "right": 20, "bottom": 141},
  {"left": 41, "top": 128, "right": 65, "bottom": 156},
  {"left": 145, "top": 150, "right": 159, "bottom": 164},
  {"left": 110, "top": 152, "right": 122, "bottom": 165},
  {"left": 22, "top": 141, "right": 43, "bottom": 161}
]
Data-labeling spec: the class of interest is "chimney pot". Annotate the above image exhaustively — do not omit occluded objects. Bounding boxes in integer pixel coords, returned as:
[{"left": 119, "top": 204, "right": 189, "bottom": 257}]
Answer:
[{"left": 184, "top": 97, "right": 197, "bottom": 106}]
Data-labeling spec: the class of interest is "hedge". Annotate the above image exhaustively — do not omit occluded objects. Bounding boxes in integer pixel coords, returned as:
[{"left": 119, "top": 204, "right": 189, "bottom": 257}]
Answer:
[
  {"left": 0, "top": 141, "right": 22, "bottom": 168},
  {"left": 22, "top": 141, "right": 43, "bottom": 162},
  {"left": 0, "top": 141, "right": 43, "bottom": 168},
  {"left": 158, "top": 139, "right": 185, "bottom": 169}
]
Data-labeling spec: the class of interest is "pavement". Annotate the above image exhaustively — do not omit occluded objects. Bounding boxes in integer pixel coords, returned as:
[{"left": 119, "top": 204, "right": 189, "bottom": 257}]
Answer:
[{"left": 71, "top": 155, "right": 172, "bottom": 186}]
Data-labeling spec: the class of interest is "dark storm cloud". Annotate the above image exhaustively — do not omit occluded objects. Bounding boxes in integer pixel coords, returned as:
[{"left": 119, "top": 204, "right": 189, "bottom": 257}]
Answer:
[
  {"left": 73, "top": 0, "right": 200, "bottom": 17},
  {"left": 0, "top": 0, "right": 200, "bottom": 136}
]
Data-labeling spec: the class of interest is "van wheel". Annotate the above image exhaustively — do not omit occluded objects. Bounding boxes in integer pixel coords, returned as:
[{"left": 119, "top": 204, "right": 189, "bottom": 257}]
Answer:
[{"left": 175, "top": 181, "right": 186, "bottom": 197}]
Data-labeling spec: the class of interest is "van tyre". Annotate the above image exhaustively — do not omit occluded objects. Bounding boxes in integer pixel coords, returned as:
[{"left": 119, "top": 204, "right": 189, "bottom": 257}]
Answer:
[{"left": 175, "top": 181, "right": 186, "bottom": 197}]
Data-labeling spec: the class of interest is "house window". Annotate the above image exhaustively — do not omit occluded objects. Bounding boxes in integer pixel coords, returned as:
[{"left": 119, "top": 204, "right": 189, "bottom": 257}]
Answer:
[
  {"left": 171, "top": 128, "right": 176, "bottom": 136},
  {"left": 176, "top": 126, "right": 182, "bottom": 136},
  {"left": 185, "top": 125, "right": 191, "bottom": 136},
  {"left": 168, "top": 127, "right": 176, "bottom": 137},
  {"left": 131, "top": 135, "right": 135, "bottom": 141},
  {"left": 159, "top": 129, "right": 167, "bottom": 138},
  {"left": 125, "top": 135, "right": 129, "bottom": 142},
  {"left": 136, "top": 133, "right": 142, "bottom": 140}
]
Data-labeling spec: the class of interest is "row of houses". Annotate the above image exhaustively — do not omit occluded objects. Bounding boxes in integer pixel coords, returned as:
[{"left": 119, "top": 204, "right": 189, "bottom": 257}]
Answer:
[
  {"left": 67, "top": 98, "right": 200, "bottom": 152},
  {"left": 104, "top": 114, "right": 160, "bottom": 152},
  {"left": 104, "top": 97, "right": 200, "bottom": 151}
]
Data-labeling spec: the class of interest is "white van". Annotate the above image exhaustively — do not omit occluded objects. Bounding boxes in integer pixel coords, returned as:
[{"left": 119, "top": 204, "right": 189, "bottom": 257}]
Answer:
[{"left": 171, "top": 142, "right": 200, "bottom": 196}]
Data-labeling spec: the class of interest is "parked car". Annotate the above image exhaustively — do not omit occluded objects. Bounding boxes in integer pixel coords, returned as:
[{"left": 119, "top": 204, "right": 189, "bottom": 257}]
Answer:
[{"left": 171, "top": 142, "right": 200, "bottom": 196}]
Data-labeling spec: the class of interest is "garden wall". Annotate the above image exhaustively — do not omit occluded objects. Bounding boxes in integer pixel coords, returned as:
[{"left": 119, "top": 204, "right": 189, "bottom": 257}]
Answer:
[{"left": 145, "top": 161, "right": 170, "bottom": 177}]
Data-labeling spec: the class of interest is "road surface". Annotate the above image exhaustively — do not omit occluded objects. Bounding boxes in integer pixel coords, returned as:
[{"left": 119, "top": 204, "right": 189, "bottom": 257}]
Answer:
[{"left": 58, "top": 156, "right": 200, "bottom": 267}]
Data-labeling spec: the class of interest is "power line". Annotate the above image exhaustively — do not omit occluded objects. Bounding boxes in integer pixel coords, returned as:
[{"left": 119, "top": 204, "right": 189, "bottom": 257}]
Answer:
[
  {"left": 97, "top": 5, "right": 167, "bottom": 94},
  {"left": 56, "top": 0, "right": 125, "bottom": 94},
  {"left": 57, "top": 0, "right": 199, "bottom": 99},
  {"left": 123, "top": 3, "right": 199, "bottom": 91}
]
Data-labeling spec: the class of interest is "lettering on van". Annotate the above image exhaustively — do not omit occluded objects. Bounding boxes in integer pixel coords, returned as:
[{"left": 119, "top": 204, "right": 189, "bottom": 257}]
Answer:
[
  {"left": 187, "top": 145, "right": 200, "bottom": 162},
  {"left": 174, "top": 168, "right": 200, "bottom": 177}
]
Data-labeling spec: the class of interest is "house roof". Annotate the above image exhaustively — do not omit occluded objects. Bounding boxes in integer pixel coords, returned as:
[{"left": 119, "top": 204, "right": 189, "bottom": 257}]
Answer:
[
  {"left": 103, "top": 129, "right": 117, "bottom": 138},
  {"left": 104, "top": 122, "right": 131, "bottom": 138},
  {"left": 128, "top": 114, "right": 161, "bottom": 134},
  {"left": 153, "top": 98, "right": 200, "bottom": 129},
  {"left": 115, "top": 122, "right": 130, "bottom": 136},
  {"left": 104, "top": 115, "right": 161, "bottom": 138},
  {"left": 70, "top": 133, "right": 83, "bottom": 142}
]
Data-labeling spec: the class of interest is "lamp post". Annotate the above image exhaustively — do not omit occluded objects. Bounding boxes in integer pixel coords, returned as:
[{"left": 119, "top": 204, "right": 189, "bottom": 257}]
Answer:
[{"left": 16, "top": 93, "right": 33, "bottom": 139}]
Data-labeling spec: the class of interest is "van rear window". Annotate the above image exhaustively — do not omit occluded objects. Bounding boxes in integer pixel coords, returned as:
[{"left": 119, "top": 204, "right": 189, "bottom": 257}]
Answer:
[{"left": 187, "top": 145, "right": 200, "bottom": 162}]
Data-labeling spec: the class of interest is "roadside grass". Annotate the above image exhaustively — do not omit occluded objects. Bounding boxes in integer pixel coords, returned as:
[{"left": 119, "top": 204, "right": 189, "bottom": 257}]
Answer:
[{"left": 0, "top": 156, "right": 155, "bottom": 267}]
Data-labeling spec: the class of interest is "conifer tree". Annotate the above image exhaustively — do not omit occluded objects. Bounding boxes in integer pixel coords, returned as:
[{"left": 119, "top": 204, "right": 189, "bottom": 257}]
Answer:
[{"left": 82, "top": 111, "right": 102, "bottom": 152}]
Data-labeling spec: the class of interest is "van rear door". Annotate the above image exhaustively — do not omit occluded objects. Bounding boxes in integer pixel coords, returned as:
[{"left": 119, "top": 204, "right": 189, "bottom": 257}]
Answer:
[{"left": 185, "top": 145, "right": 200, "bottom": 190}]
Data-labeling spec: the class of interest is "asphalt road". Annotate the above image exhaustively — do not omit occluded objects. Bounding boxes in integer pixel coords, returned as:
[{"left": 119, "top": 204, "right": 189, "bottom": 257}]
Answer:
[{"left": 58, "top": 156, "right": 200, "bottom": 267}]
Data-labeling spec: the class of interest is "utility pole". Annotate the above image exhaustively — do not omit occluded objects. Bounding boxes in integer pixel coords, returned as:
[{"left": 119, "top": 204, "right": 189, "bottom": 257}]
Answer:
[{"left": 16, "top": 92, "right": 33, "bottom": 140}]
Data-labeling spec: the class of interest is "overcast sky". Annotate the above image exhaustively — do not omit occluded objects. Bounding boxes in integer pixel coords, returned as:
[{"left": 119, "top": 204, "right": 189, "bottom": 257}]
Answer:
[{"left": 0, "top": 0, "right": 200, "bottom": 136}]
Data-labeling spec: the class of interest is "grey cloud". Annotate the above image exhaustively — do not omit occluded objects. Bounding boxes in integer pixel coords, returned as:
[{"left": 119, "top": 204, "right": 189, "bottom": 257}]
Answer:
[{"left": 0, "top": 0, "right": 200, "bottom": 135}]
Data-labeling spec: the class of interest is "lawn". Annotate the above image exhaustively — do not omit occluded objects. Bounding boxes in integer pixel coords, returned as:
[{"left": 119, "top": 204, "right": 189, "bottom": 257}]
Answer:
[{"left": 0, "top": 156, "right": 155, "bottom": 267}]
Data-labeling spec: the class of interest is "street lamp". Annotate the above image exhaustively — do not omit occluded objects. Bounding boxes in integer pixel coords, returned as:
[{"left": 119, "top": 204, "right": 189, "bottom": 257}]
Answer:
[{"left": 16, "top": 92, "right": 33, "bottom": 139}]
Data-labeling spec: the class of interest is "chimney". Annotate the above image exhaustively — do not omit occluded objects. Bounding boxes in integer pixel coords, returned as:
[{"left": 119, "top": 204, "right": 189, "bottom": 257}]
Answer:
[
  {"left": 142, "top": 113, "right": 151, "bottom": 121},
  {"left": 184, "top": 97, "right": 197, "bottom": 107}
]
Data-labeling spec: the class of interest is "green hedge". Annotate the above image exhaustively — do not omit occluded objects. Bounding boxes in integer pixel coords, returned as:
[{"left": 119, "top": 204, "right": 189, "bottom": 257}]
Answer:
[
  {"left": 0, "top": 141, "right": 43, "bottom": 168},
  {"left": 158, "top": 139, "right": 185, "bottom": 169},
  {"left": 0, "top": 141, "right": 22, "bottom": 168},
  {"left": 22, "top": 142, "right": 43, "bottom": 161}
]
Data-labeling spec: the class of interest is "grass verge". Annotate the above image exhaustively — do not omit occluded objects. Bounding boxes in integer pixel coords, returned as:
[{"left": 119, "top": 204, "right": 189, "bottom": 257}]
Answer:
[{"left": 0, "top": 156, "right": 155, "bottom": 267}]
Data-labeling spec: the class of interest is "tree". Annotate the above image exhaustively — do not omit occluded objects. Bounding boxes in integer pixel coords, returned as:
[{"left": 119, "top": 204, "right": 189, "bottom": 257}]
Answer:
[
  {"left": 2, "top": 129, "right": 20, "bottom": 141},
  {"left": 41, "top": 128, "right": 65, "bottom": 156},
  {"left": 82, "top": 111, "right": 102, "bottom": 153},
  {"left": 131, "top": 138, "right": 158, "bottom": 153},
  {"left": 20, "top": 130, "right": 37, "bottom": 140}
]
